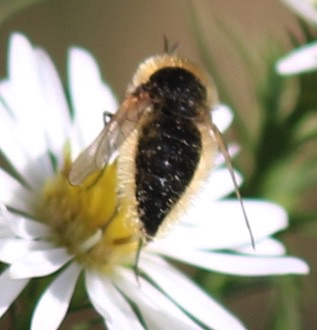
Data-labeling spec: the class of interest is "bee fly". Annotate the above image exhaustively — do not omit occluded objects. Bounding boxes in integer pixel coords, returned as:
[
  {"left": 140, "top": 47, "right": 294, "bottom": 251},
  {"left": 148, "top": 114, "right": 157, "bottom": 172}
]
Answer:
[{"left": 68, "top": 54, "right": 254, "bottom": 272}]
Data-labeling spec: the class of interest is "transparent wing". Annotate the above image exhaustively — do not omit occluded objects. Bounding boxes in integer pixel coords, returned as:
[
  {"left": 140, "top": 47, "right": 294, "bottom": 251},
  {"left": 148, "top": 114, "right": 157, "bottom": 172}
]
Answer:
[{"left": 68, "top": 95, "right": 150, "bottom": 186}]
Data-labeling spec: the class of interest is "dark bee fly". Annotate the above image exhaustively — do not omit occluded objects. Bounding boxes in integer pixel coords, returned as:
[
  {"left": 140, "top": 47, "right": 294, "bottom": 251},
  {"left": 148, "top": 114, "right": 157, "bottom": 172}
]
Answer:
[{"left": 68, "top": 54, "right": 254, "bottom": 254}]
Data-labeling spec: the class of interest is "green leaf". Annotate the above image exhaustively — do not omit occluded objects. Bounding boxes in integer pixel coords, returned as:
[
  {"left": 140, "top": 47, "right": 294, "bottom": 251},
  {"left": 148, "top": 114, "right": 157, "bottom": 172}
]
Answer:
[{"left": 270, "top": 277, "right": 303, "bottom": 330}]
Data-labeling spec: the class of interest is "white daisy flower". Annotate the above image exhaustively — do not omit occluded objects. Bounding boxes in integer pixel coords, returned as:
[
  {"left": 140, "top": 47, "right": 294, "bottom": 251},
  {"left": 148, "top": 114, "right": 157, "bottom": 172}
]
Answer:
[
  {"left": 277, "top": 1, "right": 317, "bottom": 75},
  {"left": 281, "top": 0, "right": 317, "bottom": 26},
  {"left": 276, "top": 42, "right": 317, "bottom": 75},
  {"left": 0, "top": 33, "right": 309, "bottom": 330}
]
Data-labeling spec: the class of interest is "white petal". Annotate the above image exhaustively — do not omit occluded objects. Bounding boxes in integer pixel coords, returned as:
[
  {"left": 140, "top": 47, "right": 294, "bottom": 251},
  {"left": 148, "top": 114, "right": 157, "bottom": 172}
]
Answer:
[
  {"left": 6, "top": 33, "right": 50, "bottom": 134},
  {"left": 281, "top": 0, "right": 317, "bottom": 26},
  {"left": 235, "top": 238, "right": 286, "bottom": 256},
  {"left": 0, "top": 203, "right": 14, "bottom": 237},
  {"left": 68, "top": 47, "right": 118, "bottom": 148},
  {"left": 33, "top": 48, "right": 71, "bottom": 158},
  {"left": 212, "top": 104, "right": 234, "bottom": 132},
  {"left": 197, "top": 168, "right": 242, "bottom": 203},
  {"left": 0, "top": 103, "right": 31, "bottom": 181},
  {"left": 9, "top": 248, "right": 72, "bottom": 279},
  {"left": 0, "top": 85, "right": 53, "bottom": 187},
  {"left": 276, "top": 42, "right": 317, "bottom": 75},
  {"left": 214, "top": 143, "right": 240, "bottom": 167},
  {"left": 141, "top": 255, "right": 247, "bottom": 330},
  {"left": 155, "top": 248, "right": 309, "bottom": 276},
  {"left": 160, "top": 200, "right": 288, "bottom": 250},
  {"left": 0, "top": 103, "right": 51, "bottom": 188},
  {"left": 85, "top": 270, "right": 144, "bottom": 330},
  {"left": 115, "top": 267, "right": 200, "bottom": 330},
  {"left": 1, "top": 34, "right": 53, "bottom": 171},
  {"left": 0, "top": 268, "right": 29, "bottom": 318},
  {"left": 0, "top": 168, "right": 35, "bottom": 215},
  {"left": 31, "top": 262, "right": 82, "bottom": 330},
  {"left": 0, "top": 224, "right": 12, "bottom": 237},
  {"left": 8, "top": 215, "right": 50, "bottom": 239},
  {"left": 0, "top": 239, "right": 54, "bottom": 263},
  {"left": 209, "top": 168, "right": 243, "bottom": 199}
]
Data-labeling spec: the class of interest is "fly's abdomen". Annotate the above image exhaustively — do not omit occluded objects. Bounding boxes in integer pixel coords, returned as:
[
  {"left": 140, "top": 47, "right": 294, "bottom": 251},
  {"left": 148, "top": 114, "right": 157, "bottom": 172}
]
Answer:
[{"left": 135, "top": 113, "right": 202, "bottom": 238}]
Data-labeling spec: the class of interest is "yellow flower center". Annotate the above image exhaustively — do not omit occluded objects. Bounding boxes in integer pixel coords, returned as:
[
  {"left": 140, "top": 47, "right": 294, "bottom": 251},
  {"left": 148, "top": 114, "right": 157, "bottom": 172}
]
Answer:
[{"left": 37, "top": 150, "right": 140, "bottom": 273}]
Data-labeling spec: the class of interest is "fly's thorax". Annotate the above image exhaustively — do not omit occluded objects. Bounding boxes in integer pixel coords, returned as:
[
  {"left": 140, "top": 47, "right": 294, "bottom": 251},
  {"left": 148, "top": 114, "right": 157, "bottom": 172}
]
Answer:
[
  {"left": 145, "top": 66, "right": 208, "bottom": 119},
  {"left": 129, "top": 54, "right": 218, "bottom": 110}
]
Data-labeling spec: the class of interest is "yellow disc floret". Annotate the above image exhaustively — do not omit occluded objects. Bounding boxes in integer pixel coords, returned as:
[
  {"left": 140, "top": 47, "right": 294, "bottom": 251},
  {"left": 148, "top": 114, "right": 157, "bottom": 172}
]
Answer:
[{"left": 37, "top": 150, "right": 140, "bottom": 273}]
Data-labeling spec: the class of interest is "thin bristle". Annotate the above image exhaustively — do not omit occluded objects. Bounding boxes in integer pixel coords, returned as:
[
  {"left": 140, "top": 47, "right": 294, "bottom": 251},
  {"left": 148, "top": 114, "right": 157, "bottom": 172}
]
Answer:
[
  {"left": 163, "top": 35, "right": 179, "bottom": 54},
  {"left": 211, "top": 123, "right": 255, "bottom": 249}
]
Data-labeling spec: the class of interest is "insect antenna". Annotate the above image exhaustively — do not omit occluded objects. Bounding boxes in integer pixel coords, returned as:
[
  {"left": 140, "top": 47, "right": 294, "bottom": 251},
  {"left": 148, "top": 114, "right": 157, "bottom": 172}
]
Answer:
[
  {"left": 211, "top": 123, "right": 255, "bottom": 249},
  {"left": 163, "top": 35, "right": 179, "bottom": 54}
]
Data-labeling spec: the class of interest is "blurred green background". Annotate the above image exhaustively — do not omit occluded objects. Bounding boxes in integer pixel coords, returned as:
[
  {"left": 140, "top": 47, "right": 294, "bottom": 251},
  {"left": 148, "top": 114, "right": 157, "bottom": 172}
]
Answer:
[{"left": 0, "top": 0, "right": 316, "bottom": 329}]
